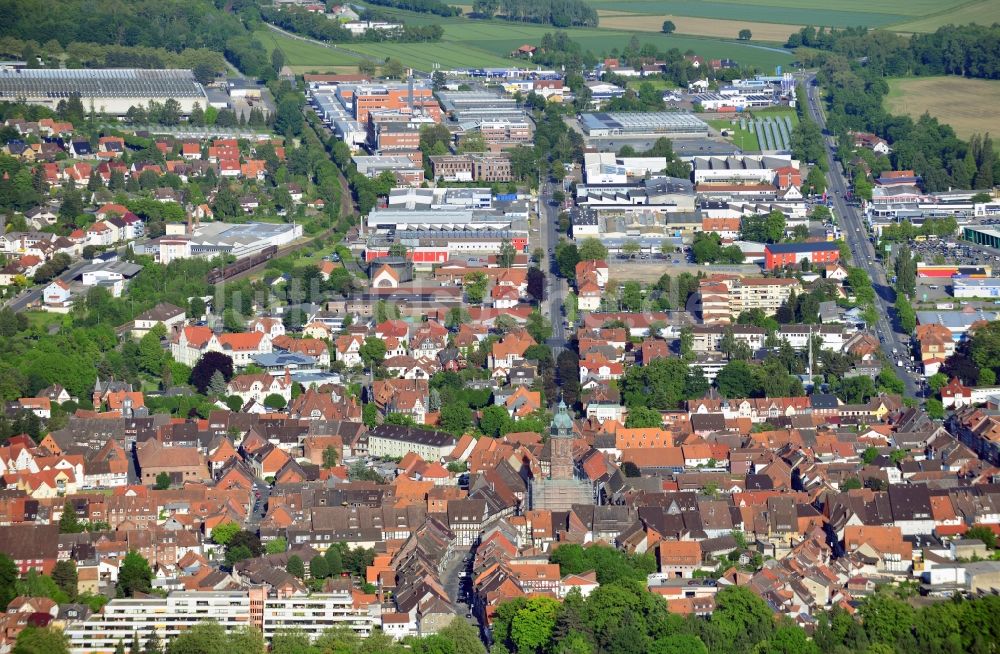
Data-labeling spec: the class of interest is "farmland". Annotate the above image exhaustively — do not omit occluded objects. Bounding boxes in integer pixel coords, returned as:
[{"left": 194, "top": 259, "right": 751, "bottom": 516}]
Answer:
[
  {"left": 583, "top": 0, "right": 989, "bottom": 34},
  {"left": 888, "top": 0, "right": 1000, "bottom": 33},
  {"left": 599, "top": 14, "right": 802, "bottom": 41},
  {"left": 315, "top": 18, "right": 793, "bottom": 71},
  {"left": 884, "top": 77, "right": 1000, "bottom": 141},
  {"left": 262, "top": 0, "right": 995, "bottom": 76},
  {"left": 255, "top": 28, "right": 363, "bottom": 72}
]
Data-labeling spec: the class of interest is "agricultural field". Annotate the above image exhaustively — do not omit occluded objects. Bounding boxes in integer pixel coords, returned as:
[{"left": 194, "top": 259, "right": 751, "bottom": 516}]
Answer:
[
  {"left": 254, "top": 28, "right": 363, "bottom": 71},
  {"left": 888, "top": 0, "right": 1000, "bottom": 33},
  {"left": 583, "top": 0, "right": 988, "bottom": 34},
  {"left": 599, "top": 14, "right": 801, "bottom": 41},
  {"left": 884, "top": 77, "right": 1000, "bottom": 141},
  {"left": 335, "top": 19, "right": 791, "bottom": 71}
]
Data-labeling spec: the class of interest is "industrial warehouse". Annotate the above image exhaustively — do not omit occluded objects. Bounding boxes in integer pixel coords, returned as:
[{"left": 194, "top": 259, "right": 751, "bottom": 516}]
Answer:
[
  {"left": 579, "top": 111, "right": 710, "bottom": 138},
  {"left": 0, "top": 68, "right": 208, "bottom": 116}
]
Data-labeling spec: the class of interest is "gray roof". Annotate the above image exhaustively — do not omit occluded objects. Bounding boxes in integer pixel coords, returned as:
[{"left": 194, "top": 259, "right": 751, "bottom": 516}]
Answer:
[{"left": 0, "top": 68, "right": 206, "bottom": 100}]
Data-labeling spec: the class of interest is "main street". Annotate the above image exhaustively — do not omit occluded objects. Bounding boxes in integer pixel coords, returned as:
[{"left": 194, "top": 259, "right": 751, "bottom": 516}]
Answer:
[
  {"left": 537, "top": 182, "right": 569, "bottom": 356},
  {"left": 801, "top": 75, "right": 921, "bottom": 399}
]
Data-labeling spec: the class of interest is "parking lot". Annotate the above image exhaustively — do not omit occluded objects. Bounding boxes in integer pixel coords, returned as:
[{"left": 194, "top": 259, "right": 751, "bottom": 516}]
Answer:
[{"left": 907, "top": 237, "right": 1000, "bottom": 274}]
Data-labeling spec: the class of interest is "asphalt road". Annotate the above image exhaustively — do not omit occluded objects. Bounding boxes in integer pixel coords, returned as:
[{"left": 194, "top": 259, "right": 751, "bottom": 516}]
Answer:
[
  {"left": 537, "top": 183, "right": 569, "bottom": 356},
  {"left": 4, "top": 260, "right": 89, "bottom": 313},
  {"left": 802, "top": 75, "right": 921, "bottom": 399}
]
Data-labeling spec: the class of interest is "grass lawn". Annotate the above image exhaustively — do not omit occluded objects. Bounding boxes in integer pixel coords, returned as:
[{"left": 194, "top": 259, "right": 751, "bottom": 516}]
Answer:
[
  {"left": 626, "top": 78, "right": 678, "bottom": 90},
  {"left": 885, "top": 76, "right": 1000, "bottom": 140},
  {"left": 255, "top": 28, "right": 364, "bottom": 69},
  {"left": 341, "top": 40, "right": 515, "bottom": 70},
  {"left": 583, "top": 0, "right": 967, "bottom": 27},
  {"left": 440, "top": 22, "right": 792, "bottom": 70},
  {"left": 707, "top": 107, "right": 798, "bottom": 152},
  {"left": 23, "top": 310, "right": 65, "bottom": 331},
  {"left": 318, "top": 12, "right": 793, "bottom": 71},
  {"left": 888, "top": 0, "right": 1000, "bottom": 32},
  {"left": 708, "top": 118, "right": 760, "bottom": 151}
]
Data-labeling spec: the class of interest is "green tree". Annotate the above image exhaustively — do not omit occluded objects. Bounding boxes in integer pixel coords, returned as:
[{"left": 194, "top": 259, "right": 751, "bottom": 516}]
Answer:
[
  {"left": 498, "top": 239, "right": 517, "bottom": 268},
  {"left": 165, "top": 622, "right": 228, "bottom": 654},
  {"left": 52, "top": 560, "right": 77, "bottom": 601},
  {"left": 716, "top": 360, "right": 758, "bottom": 398},
  {"left": 13, "top": 627, "right": 68, "bottom": 654},
  {"left": 464, "top": 272, "right": 488, "bottom": 305},
  {"left": 285, "top": 555, "right": 305, "bottom": 579},
  {"left": 859, "top": 593, "right": 915, "bottom": 646},
  {"left": 661, "top": 20, "right": 676, "bottom": 34},
  {"left": 577, "top": 238, "right": 608, "bottom": 262},
  {"left": 625, "top": 406, "right": 662, "bottom": 428},
  {"left": 496, "top": 596, "right": 561, "bottom": 654},
  {"left": 309, "top": 555, "right": 330, "bottom": 580},
  {"left": 895, "top": 296, "right": 916, "bottom": 334},
  {"left": 0, "top": 553, "right": 17, "bottom": 609},
  {"left": 440, "top": 403, "right": 472, "bottom": 435},
  {"left": 265, "top": 538, "right": 288, "bottom": 555},
  {"left": 926, "top": 398, "right": 945, "bottom": 419},
  {"left": 212, "top": 521, "right": 240, "bottom": 546},
  {"left": 965, "top": 525, "right": 998, "bottom": 549},
  {"left": 555, "top": 241, "right": 580, "bottom": 279},
  {"left": 359, "top": 337, "right": 387, "bottom": 371},
  {"left": 707, "top": 586, "right": 775, "bottom": 654},
  {"left": 59, "top": 501, "right": 84, "bottom": 533},
  {"left": 325, "top": 546, "right": 343, "bottom": 575},
  {"left": 138, "top": 327, "right": 167, "bottom": 375},
  {"left": 480, "top": 405, "right": 515, "bottom": 438},
  {"left": 651, "top": 634, "right": 708, "bottom": 654},
  {"left": 263, "top": 393, "right": 287, "bottom": 410},
  {"left": 738, "top": 28, "right": 752, "bottom": 40},
  {"left": 117, "top": 551, "right": 152, "bottom": 598},
  {"left": 526, "top": 308, "right": 552, "bottom": 344},
  {"left": 322, "top": 446, "right": 339, "bottom": 469}
]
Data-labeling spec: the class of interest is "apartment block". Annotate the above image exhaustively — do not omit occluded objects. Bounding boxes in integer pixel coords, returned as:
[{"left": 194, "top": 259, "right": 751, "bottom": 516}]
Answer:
[
  {"left": 65, "top": 589, "right": 380, "bottom": 654},
  {"left": 429, "top": 153, "right": 512, "bottom": 182},
  {"left": 65, "top": 591, "right": 252, "bottom": 654},
  {"left": 698, "top": 276, "right": 801, "bottom": 324}
]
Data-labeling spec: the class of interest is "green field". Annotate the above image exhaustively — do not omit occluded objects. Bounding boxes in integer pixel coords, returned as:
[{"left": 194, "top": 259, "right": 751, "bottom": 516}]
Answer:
[
  {"left": 707, "top": 107, "right": 798, "bottom": 152},
  {"left": 359, "top": 21, "right": 793, "bottom": 70},
  {"left": 888, "top": 0, "right": 1000, "bottom": 32},
  {"left": 255, "top": 28, "right": 364, "bottom": 70},
  {"left": 583, "top": 0, "right": 976, "bottom": 30},
  {"left": 264, "top": 0, "right": 995, "bottom": 75}
]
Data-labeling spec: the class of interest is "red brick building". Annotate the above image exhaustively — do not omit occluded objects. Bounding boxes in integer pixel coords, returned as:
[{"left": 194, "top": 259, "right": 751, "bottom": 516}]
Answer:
[{"left": 764, "top": 242, "right": 840, "bottom": 271}]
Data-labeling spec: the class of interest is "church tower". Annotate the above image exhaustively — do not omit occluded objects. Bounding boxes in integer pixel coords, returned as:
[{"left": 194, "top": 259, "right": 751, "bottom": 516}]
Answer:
[{"left": 549, "top": 399, "right": 575, "bottom": 480}]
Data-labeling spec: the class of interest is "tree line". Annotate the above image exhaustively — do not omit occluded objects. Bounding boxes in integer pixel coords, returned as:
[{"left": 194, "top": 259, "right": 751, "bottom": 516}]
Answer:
[
  {"left": 472, "top": 0, "right": 598, "bottom": 28},
  {"left": 0, "top": 37, "right": 226, "bottom": 79},
  {"left": 787, "top": 23, "right": 1000, "bottom": 80},
  {"left": 492, "top": 556, "right": 1000, "bottom": 654},
  {"left": 260, "top": 7, "right": 444, "bottom": 44},
  {"left": 366, "top": 0, "right": 463, "bottom": 17},
  {"left": 810, "top": 49, "right": 998, "bottom": 193},
  {"left": 0, "top": 0, "right": 243, "bottom": 55}
]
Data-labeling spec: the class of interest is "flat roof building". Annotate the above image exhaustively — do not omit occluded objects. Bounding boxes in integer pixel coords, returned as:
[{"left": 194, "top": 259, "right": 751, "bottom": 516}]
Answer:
[
  {"left": 580, "top": 112, "right": 709, "bottom": 138},
  {"left": 437, "top": 90, "right": 527, "bottom": 123},
  {"left": 0, "top": 68, "right": 207, "bottom": 116}
]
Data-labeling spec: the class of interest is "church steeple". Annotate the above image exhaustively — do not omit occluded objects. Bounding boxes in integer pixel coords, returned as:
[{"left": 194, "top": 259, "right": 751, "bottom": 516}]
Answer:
[{"left": 548, "top": 399, "right": 574, "bottom": 480}]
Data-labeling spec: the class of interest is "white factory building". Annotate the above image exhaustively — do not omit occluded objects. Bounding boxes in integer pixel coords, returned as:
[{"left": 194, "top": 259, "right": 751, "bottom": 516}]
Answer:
[
  {"left": 132, "top": 222, "right": 302, "bottom": 264},
  {"left": 0, "top": 69, "right": 208, "bottom": 116}
]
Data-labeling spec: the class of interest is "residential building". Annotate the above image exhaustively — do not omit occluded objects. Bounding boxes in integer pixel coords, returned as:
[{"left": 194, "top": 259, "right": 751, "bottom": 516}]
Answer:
[
  {"left": 764, "top": 242, "right": 840, "bottom": 271},
  {"left": 367, "top": 425, "right": 456, "bottom": 461}
]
